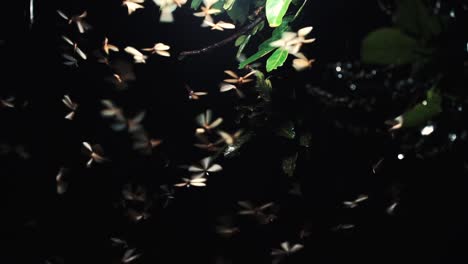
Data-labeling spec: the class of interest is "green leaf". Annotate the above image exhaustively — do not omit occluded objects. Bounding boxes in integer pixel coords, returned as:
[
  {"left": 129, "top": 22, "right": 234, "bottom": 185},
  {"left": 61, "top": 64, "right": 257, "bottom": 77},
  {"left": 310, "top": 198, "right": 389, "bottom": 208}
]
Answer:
[
  {"left": 191, "top": 0, "right": 203, "bottom": 10},
  {"left": 227, "top": 0, "right": 250, "bottom": 24},
  {"left": 251, "top": 21, "right": 265, "bottom": 35},
  {"left": 266, "top": 0, "right": 293, "bottom": 27},
  {"left": 239, "top": 46, "right": 276, "bottom": 69},
  {"left": 361, "top": 28, "right": 419, "bottom": 65},
  {"left": 266, "top": 48, "right": 289, "bottom": 72},
  {"left": 276, "top": 121, "right": 295, "bottom": 139},
  {"left": 223, "top": 0, "right": 235, "bottom": 10},
  {"left": 212, "top": 0, "right": 225, "bottom": 10},
  {"left": 401, "top": 86, "right": 442, "bottom": 128},
  {"left": 238, "top": 16, "right": 292, "bottom": 69},
  {"left": 255, "top": 70, "right": 272, "bottom": 100},
  {"left": 282, "top": 152, "right": 298, "bottom": 177},
  {"left": 394, "top": 0, "right": 442, "bottom": 40},
  {"left": 235, "top": 35, "right": 247, "bottom": 47},
  {"left": 236, "top": 34, "right": 251, "bottom": 58}
]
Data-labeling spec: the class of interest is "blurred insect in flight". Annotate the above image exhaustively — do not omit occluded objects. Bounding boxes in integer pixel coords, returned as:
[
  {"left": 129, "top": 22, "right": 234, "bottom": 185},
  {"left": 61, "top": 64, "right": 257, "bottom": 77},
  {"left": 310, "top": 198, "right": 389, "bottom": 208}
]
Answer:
[{"left": 57, "top": 10, "right": 91, "bottom": 33}]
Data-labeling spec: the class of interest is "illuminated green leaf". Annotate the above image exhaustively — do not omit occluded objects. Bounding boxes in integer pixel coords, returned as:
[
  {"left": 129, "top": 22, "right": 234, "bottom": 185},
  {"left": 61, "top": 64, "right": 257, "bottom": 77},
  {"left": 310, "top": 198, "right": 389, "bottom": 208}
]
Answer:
[
  {"left": 266, "top": 48, "right": 288, "bottom": 72},
  {"left": 362, "top": 28, "right": 418, "bottom": 65},
  {"left": 266, "top": 0, "right": 292, "bottom": 27}
]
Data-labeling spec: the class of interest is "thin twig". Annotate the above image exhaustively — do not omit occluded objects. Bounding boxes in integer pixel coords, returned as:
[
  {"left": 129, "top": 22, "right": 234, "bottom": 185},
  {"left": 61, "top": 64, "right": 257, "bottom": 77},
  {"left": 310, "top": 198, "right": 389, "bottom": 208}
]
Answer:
[{"left": 178, "top": 7, "right": 265, "bottom": 60}]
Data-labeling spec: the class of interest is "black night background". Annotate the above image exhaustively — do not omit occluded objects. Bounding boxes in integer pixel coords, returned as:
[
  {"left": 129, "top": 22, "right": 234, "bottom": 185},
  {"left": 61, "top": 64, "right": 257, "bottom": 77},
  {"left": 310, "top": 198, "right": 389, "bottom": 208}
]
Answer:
[{"left": 2, "top": 0, "right": 468, "bottom": 263}]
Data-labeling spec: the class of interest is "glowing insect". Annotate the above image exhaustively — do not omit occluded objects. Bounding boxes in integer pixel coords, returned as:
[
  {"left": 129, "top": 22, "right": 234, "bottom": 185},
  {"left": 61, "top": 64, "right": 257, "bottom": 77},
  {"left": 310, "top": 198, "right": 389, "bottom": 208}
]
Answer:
[
  {"left": 0, "top": 96, "right": 15, "bottom": 108},
  {"left": 195, "top": 109, "right": 223, "bottom": 134},
  {"left": 82, "top": 142, "right": 107, "bottom": 168},
  {"left": 124, "top": 46, "right": 147, "bottom": 63},
  {"left": 219, "top": 83, "right": 244, "bottom": 98},
  {"left": 220, "top": 70, "right": 256, "bottom": 97},
  {"left": 61, "top": 36, "right": 87, "bottom": 60},
  {"left": 55, "top": 167, "right": 68, "bottom": 195},
  {"left": 193, "top": 0, "right": 221, "bottom": 26},
  {"left": 174, "top": 174, "right": 207, "bottom": 187},
  {"left": 385, "top": 115, "right": 403, "bottom": 131},
  {"left": 122, "top": 0, "right": 145, "bottom": 15},
  {"left": 107, "top": 59, "right": 136, "bottom": 90},
  {"left": 188, "top": 156, "right": 222, "bottom": 177},
  {"left": 343, "top": 194, "right": 368, "bottom": 208},
  {"left": 292, "top": 53, "right": 315, "bottom": 71},
  {"left": 204, "top": 20, "right": 235, "bottom": 31},
  {"left": 237, "top": 201, "right": 274, "bottom": 216},
  {"left": 217, "top": 130, "right": 242, "bottom": 145},
  {"left": 62, "top": 54, "right": 78, "bottom": 67},
  {"left": 62, "top": 95, "right": 78, "bottom": 120},
  {"left": 270, "top": 26, "right": 315, "bottom": 55},
  {"left": 101, "top": 100, "right": 125, "bottom": 121},
  {"left": 109, "top": 112, "right": 145, "bottom": 132},
  {"left": 57, "top": 10, "right": 91, "bottom": 33},
  {"left": 271, "top": 241, "right": 304, "bottom": 256},
  {"left": 186, "top": 85, "right": 207, "bottom": 100},
  {"left": 154, "top": 0, "right": 187, "bottom": 22},
  {"left": 142, "top": 43, "right": 171, "bottom": 57},
  {"left": 103, "top": 37, "right": 119, "bottom": 54},
  {"left": 121, "top": 248, "right": 141, "bottom": 263},
  {"left": 223, "top": 70, "right": 256, "bottom": 85},
  {"left": 288, "top": 26, "right": 315, "bottom": 53},
  {"left": 215, "top": 216, "right": 240, "bottom": 238},
  {"left": 122, "top": 184, "right": 147, "bottom": 202}
]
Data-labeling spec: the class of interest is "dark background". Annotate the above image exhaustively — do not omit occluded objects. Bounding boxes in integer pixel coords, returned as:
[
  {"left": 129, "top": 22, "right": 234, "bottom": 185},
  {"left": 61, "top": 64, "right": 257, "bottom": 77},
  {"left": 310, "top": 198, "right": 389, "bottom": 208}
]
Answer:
[{"left": 2, "top": 0, "right": 468, "bottom": 263}]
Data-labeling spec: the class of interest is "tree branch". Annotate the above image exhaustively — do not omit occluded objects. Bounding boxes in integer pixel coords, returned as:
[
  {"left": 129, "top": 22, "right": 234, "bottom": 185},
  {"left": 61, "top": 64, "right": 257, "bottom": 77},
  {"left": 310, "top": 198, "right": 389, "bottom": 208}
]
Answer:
[{"left": 177, "top": 7, "right": 265, "bottom": 60}]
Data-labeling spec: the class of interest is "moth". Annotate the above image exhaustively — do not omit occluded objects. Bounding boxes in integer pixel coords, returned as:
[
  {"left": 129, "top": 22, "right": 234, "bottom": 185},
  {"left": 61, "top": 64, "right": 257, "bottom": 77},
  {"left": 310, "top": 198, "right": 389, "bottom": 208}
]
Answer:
[
  {"left": 188, "top": 156, "right": 222, "bottom": 177},
  {"left": 142, "top": 43, "right": 170, "bottom": 57},
  {"left": 82, "top": 142, "right": 108, "bottom": 168},
  {"left": 124, "top": 46, "right": 147, "bottom": 63},
  {"left": 122, "top": 0, "right": 145, "bottom": 15},
  {"left": 193, "top": 0, "right": 221, "bottom": 27},
  {"left": 61, "top": 35, "right": 87, "bottom": 60},
  {"left": 62, "top": 95, "right": 78, "bottom": 120},
  {"left": 195, "top": 109, "right": 223, "bottom": 134},
  {"left": 343, "top": 194, "right": 368, "bottom": 208},
  {"left": 292, "top": 53, "right": 315, "bottom": 71},
  {"left": 186, "top": 85, "right": 207, "bottom": 100},
  {"left": 103, "top": 37, "right": 119, "bottom": 54},
  {"left": 174, "top": 174, "right": 207, "bottom": 187},
  {"left": 57, "top": 10, "right": 91, "bottom": 33},
  {"left": 204, "top": 20, "right": 235, "bottom": 31}
]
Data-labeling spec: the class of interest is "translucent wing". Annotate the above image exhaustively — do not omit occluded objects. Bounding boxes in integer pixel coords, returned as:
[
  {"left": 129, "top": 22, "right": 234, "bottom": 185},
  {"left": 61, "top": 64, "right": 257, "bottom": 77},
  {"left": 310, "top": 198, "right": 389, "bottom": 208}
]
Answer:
[
  {"left": 208, "top": 117, "right": 223, "bottom": 129},
  {"left": 280, "top": 242, "right": 290, "bottom": 252},
  {"left": 155, "top": 43, "right": 170, "bottom": 50},
  {"left": 298, "top": 26, "right": 313, "bottom": 37},
  {"left": 124, "top": 46, "right": 143, "bottom": 57},
  {"left": 200, "top": 156, "right": 212, "bottom": 170},
  {"left": 218, "top": 21, "right": 235, "bottom": 29},
  {"left": 290, "top": 244, "right": 304, "bottom": 253},
  {"left": 224, "top": 70, "right": 238, "bottom": 79},
  {"left": 207, "top": 164, "right": 222, "bottom": 172},
  {"left": 62, "top": 95, "right": 73, "bottom": 108},
  {"left": 204, "top": 109, "right": 213, "bottom": 124},
  {"left": 82, "top": 142, "right": 92, "bottom": 152},
  {"left": 188, "top": 165, "right": 204, "bottom": 172},
  {"left": 220, "top": 83, "right": 236, "bottom": 92},
  {"left": 292, "top": 58, "right": 310, "bottom": 71},
  {"left": 57, "top": 10, "right": 69, "bottom": 20},
  {"left": 61, "top": 35, "right": 74, "bottom": 46},
  {"left": 75, "top": 47, "right": 87, "bottom": 60}
]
